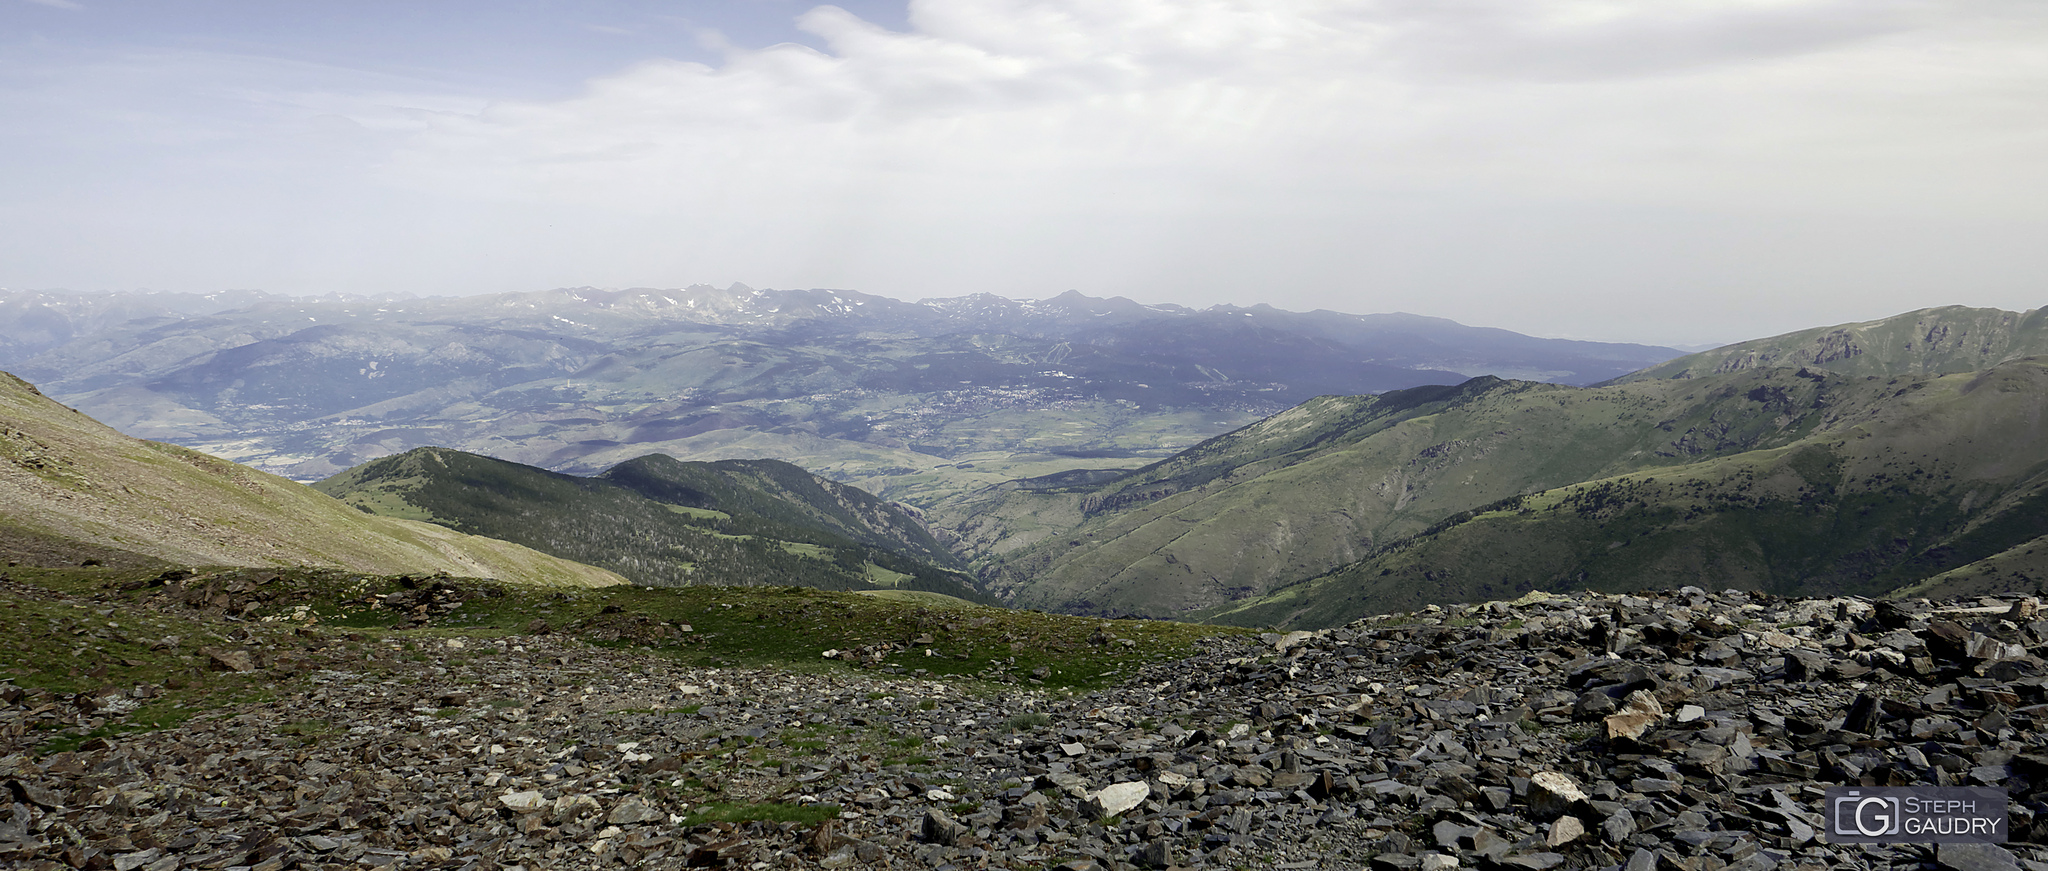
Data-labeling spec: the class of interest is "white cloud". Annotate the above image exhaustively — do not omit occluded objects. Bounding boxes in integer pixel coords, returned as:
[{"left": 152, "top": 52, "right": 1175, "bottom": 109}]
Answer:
[
  {"left": 1372, "top": 0, "right": 1933, "bottom": 81},
  {"left": 378, "top": 0, "right": 2048, "bottom": 222},
  {"left": 22, "top": 0, "right": 85, "bottom": 10},
  {"left": 5, "top": 0, "right": 2047, "bottom": 344}
]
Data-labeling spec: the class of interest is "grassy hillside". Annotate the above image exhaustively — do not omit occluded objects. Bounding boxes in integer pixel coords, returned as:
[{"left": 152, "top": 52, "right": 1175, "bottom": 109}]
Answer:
[
  {"left": 1201, "top": 358, "right": 2048, "bottom": 628},
  {"left": 598, "top": 454, "right": 960, "bottom": 568},
  {"left": 1620, "top": 305, "right": 2048, "bottom": 382},
  {"left": 949, "top": 366, "right": 1892, "bottom": 617},
  {"left": 316, "top": 447, "right": 992, "bottom": 602},
  {"left": 0, "top": 371, "right": 622, "bottom": 587}
]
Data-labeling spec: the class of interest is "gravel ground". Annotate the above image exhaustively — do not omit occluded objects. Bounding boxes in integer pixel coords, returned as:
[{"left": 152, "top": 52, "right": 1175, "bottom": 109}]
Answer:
[{"left": 6, "top": 581, "right": 2048, "bottom": 870}]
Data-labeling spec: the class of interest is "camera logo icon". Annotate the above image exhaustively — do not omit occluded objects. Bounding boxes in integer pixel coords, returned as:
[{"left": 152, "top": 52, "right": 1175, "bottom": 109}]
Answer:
[{"left": 1833, "top": 790, "right": 1901, "bottom": 837}]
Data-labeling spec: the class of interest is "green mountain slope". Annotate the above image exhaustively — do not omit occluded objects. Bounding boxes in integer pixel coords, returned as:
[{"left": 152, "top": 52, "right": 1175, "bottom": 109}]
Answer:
[
  {"left": 948, "top": 365, "right": 1886, "bottom": 617},
  {"left": 597, "top": 454, "right": 960, "bottom": 569},
  {"left": 0, "top": 371, "right": 622, "bottom": 587},
  {"left": 315, "top": 447, "right": 991, "bottom": 602},
  {"left": 1202, "top": 357, "right": 2048, "bottom": 628},
  {"left": 1619, "top": 305, "right": 2048, "bottom": 382}
]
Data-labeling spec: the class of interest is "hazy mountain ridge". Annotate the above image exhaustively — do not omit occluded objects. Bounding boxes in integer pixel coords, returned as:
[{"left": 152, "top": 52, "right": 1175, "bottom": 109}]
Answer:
[
  {"left": 0, "top": 285, "right": 1680, "bottom": 502},
  {"left": 314, "top": 447, "right": 989, "bottom": 601},
  {"left": 0, "top": 289, "right": 288, "bottom": 364},
  {"left": 0, "top": 370, "right": 623, "bottom": 586}
]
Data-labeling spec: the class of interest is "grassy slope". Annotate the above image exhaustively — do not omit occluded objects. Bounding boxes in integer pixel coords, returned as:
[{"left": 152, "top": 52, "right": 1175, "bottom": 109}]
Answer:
[
  {"left": 1619, "top": 305, "right": 2048, "bottom": 382},
  {"left": 959, "top": 367, "right": 1884, "bottom": 618},
  {"left": 1202, "top": 358, "right": 2048, "bottom": 628},
  {"left": 599, "top": 454, "right": 962, "bottom": 568},
  {"left": 1897, "top": 533, "right": 2048, "bottom": 600},
  {"left": 0, "top": 372, "right": 622, "bottom": 587},
  {"left": 316, "top": 447, "right": 992, "bottom": 602}
]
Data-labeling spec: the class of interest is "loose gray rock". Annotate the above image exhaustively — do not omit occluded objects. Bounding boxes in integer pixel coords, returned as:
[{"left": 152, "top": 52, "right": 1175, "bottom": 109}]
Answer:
[{"left": 8, "top": 578, "right": 2048, "bottom": 870}]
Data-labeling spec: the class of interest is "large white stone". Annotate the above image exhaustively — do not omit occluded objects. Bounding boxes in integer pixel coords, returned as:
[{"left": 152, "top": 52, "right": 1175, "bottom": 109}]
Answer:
[
  {"left": 1527, "top": 771, "right": 1587, "bottom": 818},
  {"left": 1420, "top": 853, "right": 1461, "bottom": 871},
  {"left": 1604, "top": 690, "right": 1665, "bottom": 741},
  {"left": 499, "top": 790, "right": 548, "bottom": 813},
  {"left": 1273, "top": 630, "right": 1316, "bottom": 652},
  {"left": 1547, "top": 815, "right": 1586, "bottom": 847},
  {"left": 1084, "top": 781, "right": 1151, "bottom": 819}
]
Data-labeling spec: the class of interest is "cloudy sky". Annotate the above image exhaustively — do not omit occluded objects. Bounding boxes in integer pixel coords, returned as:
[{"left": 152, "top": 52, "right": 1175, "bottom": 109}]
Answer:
[{"left": 3, "top": 0, "right": 2044, "bottom": 346}]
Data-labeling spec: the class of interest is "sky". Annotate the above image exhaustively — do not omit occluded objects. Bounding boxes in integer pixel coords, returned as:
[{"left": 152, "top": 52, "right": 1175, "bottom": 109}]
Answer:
[{"left": 3, "top": 0, "right": 2045, "bottom": 347}]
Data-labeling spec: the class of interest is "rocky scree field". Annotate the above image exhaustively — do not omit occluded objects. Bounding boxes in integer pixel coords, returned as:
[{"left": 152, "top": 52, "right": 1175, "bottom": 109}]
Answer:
[{"left": 5, "top": 565, "right": 2048, "bottom": 870}]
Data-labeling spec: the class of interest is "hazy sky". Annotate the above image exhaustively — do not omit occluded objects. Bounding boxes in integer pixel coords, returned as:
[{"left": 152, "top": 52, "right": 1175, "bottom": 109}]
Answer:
[{"left": 4, "top": 0, "right": 2044, "bottom": 346}]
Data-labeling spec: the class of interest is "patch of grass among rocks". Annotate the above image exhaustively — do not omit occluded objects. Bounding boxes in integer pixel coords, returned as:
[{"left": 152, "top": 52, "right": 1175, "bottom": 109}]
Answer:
[
  {"left": 1, "top": 564, "right": 1249, "bottom": 756},
  {"left": 11, "top": 566, "right": 1248, "bottom": 691}
]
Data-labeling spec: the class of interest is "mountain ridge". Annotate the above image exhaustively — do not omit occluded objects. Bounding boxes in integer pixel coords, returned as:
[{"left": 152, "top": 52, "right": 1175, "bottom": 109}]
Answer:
[
  {"left": 944, "top": 367, "right": 1847, "bottom": 615},
  {"left": 1616, "top": 304, "right": 2048, "bottom": 382},
  {"left": 1200, "top": 360, "right": 2048, "bottom": 628}
]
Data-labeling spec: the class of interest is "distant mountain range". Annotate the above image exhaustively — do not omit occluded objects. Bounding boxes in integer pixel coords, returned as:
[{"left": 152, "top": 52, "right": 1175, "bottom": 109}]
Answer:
[
  {"left": 0, "top": 285, "right": 1680, "bottom": 506},
  {"left": 948, "top": 305, "right": 2048, "bottom": 626}
]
